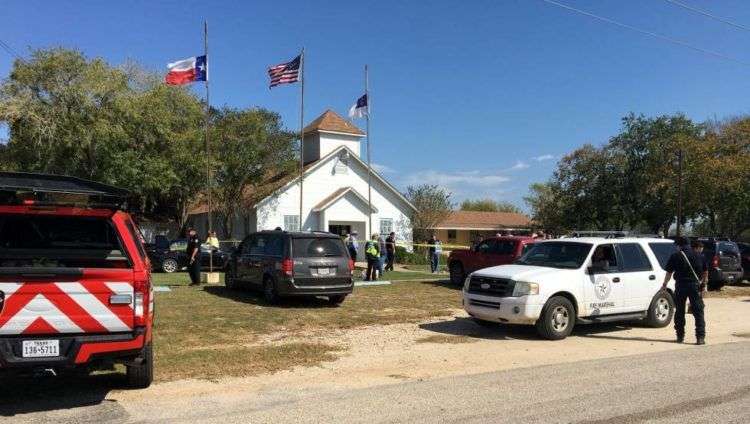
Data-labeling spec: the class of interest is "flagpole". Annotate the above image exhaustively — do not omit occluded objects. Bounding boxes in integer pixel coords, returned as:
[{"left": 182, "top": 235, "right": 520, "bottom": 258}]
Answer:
[
  {"left": 298, "top": 48, "right": 305, "bottom": 231},
  {"left": 204, "top": 20, "right": 213, "bottom": 273},
  {"left": 365, "top": 64, "right": 372, "bottom": 238}
]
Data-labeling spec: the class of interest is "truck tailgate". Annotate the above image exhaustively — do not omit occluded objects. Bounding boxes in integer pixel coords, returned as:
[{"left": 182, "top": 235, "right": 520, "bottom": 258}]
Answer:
[{"left": 0, "top": 269, "right": 134, "bottom": 335}]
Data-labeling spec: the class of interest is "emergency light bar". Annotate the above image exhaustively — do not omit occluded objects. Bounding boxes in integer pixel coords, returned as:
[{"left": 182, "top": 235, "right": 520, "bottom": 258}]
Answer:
[{"left": 0, "top": 172, "right": 129, "bottom": 210}]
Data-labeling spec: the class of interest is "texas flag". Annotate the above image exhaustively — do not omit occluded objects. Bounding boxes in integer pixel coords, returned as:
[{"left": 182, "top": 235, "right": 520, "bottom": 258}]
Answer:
[{"left": 165, "top": 55, "right": 207, "bottom": 85}]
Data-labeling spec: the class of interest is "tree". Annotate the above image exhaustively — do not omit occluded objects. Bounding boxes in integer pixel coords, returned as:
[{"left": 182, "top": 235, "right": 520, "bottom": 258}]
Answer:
[
  {"left": 460, "top": 199, "right": 522, "bottom": 214},
  {"left": 211, "top": 107, "right": 296, "bottom": 238},
  {"left": 404, "top": 184, "right": 453, "bottom": 242},
  {"left": 0, "top": 48, "right": 206, "bottom": 224}
]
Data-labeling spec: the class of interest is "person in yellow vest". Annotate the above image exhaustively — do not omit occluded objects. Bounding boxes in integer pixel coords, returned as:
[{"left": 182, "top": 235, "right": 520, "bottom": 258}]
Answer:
[
  {"left": 364, "top": 234, "right": 380, "bottom": 281},
  {"left": 206, "top": 230, "right": 220, "bottom": 250}
]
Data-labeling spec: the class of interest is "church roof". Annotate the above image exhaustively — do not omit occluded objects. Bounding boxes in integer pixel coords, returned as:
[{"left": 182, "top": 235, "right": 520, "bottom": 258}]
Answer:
[
  {"left": 312, "top": 187, "right": 378, "bottom": 213},
  {"left": 303, "top": 109, "right": 365, "bottom": 136}
]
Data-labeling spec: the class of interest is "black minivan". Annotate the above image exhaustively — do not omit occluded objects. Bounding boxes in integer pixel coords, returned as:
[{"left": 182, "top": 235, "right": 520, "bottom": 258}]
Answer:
[{"left": 225, "top": 230, "right": 354, "bottom": 305}]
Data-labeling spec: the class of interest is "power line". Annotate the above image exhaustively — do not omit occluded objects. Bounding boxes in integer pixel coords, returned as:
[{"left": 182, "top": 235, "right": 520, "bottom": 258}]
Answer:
[
  {"left": 540, "top": 0, "right": 750, "bottom": 67},
  {"left": 664, "top": 0, "right": 750, "bottom": 33},
  {"left": 0, "top": 38, "right": 24, "bottom": 61}
]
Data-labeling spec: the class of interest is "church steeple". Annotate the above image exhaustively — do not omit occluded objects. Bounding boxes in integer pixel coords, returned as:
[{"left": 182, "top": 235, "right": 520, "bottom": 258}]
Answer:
[{"left": 302, "top": 110, "right": 365, "bottom": 164}]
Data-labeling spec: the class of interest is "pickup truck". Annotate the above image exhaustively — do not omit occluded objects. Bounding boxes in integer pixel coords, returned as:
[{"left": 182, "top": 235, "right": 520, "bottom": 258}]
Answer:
[{"left": 448, "top": 236, "right": 536, "bottom": 285}]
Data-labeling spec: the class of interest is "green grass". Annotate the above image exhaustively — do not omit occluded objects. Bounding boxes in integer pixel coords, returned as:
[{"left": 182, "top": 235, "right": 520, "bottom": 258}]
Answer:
[
  {"left": 151, "top": 277, "right": 461, "bottom": 382},
  {"left": 151, "top": 271, "right": 224, "bottom": 287}
]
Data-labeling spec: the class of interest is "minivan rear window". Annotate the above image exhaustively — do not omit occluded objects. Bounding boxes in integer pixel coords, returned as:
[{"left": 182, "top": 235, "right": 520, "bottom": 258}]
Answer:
[
  {"left": 293, "top": 237, "right": 345, "bottom": 258},
  {"left": 0, "top": 214, "right": 128, "bottom": 268}
]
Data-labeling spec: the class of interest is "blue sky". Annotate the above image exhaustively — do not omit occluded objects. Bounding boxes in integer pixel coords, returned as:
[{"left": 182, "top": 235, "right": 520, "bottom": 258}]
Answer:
[{"left": 3, "top": 0, "right": 750, "bottom": 211}]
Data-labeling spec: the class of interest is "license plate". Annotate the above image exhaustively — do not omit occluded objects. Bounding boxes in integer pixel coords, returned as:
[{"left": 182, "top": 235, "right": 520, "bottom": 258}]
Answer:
[
  {"left": 22, "top": 340, "right": 59, "bottom": 358},
  {"left": 318, "top": 267, "right": 330, "bottom": 275}
]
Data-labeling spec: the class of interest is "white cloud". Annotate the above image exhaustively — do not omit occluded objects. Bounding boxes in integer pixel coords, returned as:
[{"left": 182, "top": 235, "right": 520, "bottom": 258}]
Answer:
[
  {"left": 400, "top": 169, "right": 512, "bottom": 201},
  {"left": 532, "top": 154, "right": 554, "bottom": 162},
  {"left": 371, "top": 163, "right": 395, "bottom": 174},
  {"left": 507, "top": 160, "right": 529, "bottom": 171}
]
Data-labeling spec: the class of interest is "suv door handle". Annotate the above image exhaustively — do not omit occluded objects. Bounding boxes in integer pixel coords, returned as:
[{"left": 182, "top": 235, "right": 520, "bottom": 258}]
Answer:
[
  {"left": 612, "top": 277, "right": 621, "bottom": 283},
  {"left": 649, "top": 275, "right": 656, "bottom": 280}
]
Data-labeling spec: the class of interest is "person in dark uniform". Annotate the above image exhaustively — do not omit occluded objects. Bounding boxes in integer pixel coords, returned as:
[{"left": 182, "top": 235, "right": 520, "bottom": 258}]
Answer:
[
  {"left": 385, "top": 232, "right": 396, "bottom": 272},
  {"left": 186, "top": 228, "right": 202, "bottom": 286},
  {"left": 662, "top": 237, "right": 708, "bottom": 345}
]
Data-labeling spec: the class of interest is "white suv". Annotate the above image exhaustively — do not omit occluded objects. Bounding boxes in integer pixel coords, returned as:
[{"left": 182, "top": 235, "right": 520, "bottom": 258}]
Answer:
[{"left": 462, "top": 238, "right": 678, "bottom": 340}]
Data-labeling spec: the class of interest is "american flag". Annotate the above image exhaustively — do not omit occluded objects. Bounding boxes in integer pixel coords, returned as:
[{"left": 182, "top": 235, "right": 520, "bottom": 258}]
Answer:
[{"left": 268, "top": 55, "right": 301, "bottom": 88}]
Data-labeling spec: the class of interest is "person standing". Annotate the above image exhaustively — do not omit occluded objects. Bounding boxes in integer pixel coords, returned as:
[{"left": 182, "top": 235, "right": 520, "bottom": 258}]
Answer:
[
  {"left": 385, "top": 232, "right": 396, "bottom": 272},
  {"left": 662, "top": 237, "right": 708, "bottom": 345},
  {"left": 428, "top": 234, "right": 440, "bottom": 274},
  {"left": 346, "top": 231, "right": 359, "bottom": 262},
  {"left": 206, "top": 230, "right": 219, "bottom": 250},
  {"left": 364, "top": 234, "right": 380, "bottom": 281},
  {"left": 378, "top": 233, "right": 387, "bottom": 277},
  {"left": 186, "top": 228, "right": 202, "bottom": 286}
]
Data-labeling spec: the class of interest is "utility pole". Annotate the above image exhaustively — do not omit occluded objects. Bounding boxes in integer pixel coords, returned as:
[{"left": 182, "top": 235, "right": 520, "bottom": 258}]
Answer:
[
  {"left": 204, "top": 20, "right": 213, "bottom": 272},
  {"left": 676, "top": 148, "right": 683, "bottom": 237},
  {"left": 365, "top": 64, "right": 372, "bottom": 238}
]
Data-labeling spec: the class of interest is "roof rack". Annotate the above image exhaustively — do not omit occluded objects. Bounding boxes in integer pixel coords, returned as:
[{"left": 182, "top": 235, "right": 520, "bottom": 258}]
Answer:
[
  {"left": 565, "top": 230, "right": 663, "bottom": 239},
  {"left": 0, "top": 172, "right": 129, "bottom": 209}
]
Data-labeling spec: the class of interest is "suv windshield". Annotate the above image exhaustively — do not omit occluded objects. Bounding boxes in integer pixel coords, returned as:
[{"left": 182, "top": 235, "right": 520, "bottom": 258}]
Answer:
[
  {"left": 293, "top": 237, "right": 346, "bottom": 258},
  {"left": 514, "top": 242, "right": 592, "bottom": 269}
]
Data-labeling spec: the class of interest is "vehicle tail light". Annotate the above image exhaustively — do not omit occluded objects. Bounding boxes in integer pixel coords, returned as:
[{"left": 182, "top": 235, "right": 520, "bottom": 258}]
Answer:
[
  {"left": 711, "top": 255, "right": 720, "bottom": 269},
  {"left": 281, "top": 258, "right": 294, "bottom": 277},
  {"left": 133, "top": 277, "right": 151, "bottom": 327},
  {"left": 348, "top": 259, "right": 355, "bottom": 276}
]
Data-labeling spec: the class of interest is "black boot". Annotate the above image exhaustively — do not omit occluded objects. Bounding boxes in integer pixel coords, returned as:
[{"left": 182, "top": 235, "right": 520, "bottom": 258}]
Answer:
[
  {"left": 696, "top": 337, "right": 705, "bottom": 345},
  {"left": 676, "top": 334, "right": 684, "bottom": 343}
]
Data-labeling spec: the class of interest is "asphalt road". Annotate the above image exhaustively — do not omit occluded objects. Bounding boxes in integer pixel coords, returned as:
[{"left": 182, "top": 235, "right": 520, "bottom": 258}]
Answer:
[{"left": 4, "top": 340, "right": 749, "bottom": 423}]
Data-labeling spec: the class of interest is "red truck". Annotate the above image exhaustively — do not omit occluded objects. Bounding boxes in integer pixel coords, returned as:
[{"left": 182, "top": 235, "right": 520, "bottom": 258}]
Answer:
[
  {"left": 0, "top": 172, "right": 154, "bottom": 388},
  {"left": 448, "top": 236, "right": 536, "bottom": 285}
]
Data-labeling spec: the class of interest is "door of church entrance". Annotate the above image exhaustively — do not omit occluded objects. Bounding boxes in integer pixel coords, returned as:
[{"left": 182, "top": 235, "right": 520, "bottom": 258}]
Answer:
[{"left": 329, "top": 224, "right": 351, "bottom": 236}]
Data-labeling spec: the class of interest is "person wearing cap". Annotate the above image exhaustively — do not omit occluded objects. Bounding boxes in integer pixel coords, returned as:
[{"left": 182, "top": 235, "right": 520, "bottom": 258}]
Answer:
[
  {"left": 186, "top": 228, "right": 202, "bottom": 286},
  {"left": 377, "top": 233, "right": 387, "bottom": 277},
  {"left": 662, "top": 237, "right": 708, "bottom": 344}
]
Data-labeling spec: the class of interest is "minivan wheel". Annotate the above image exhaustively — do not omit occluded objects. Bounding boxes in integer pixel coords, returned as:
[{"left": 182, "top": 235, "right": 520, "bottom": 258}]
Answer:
[
  {"left": 536, "top": 296, "right": 575, "bottom": 340},
  {"left": 328, "top": 294, "right": 347, "bottom": 306},
  {"left": 126, "top": 343, "right": 153, "bottom": 389},
  {"left": 646, "top": 290, "right": 674, "bottom": 328},
  {"left": 161, "top": 258, "right": 178, "bottom": 273},
  {"left": 263, "top": 278, "right": 279, "bottom": 304},
  {"left": 449, "top": 262, "right": 465, "bottom": 286}
]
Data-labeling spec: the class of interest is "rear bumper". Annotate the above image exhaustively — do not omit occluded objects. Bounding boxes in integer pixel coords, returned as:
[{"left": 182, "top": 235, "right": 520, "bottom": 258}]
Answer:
[
  {"left": 0, "top": 327, "right": 146, "bottom": 369},
  {"left": 278, "top": 277, "right": 354, "bottom": 296},
  {"left": 709, "top": 269, "right": 744, "bottom": 285}
]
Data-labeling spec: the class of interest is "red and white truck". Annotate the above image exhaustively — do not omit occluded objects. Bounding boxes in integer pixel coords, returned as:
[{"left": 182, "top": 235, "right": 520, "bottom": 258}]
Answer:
[{"left": 0, "top": 172, "right": 154, "bottom": 388}]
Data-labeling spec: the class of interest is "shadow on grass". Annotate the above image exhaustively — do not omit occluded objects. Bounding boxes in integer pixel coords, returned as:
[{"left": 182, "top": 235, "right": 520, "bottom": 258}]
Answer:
[
  {"left": 202, "top": 285, "right": 336, "bottom": 309},
  {"left": 421, "top": 317, "right": 676, "bottom": 344},
  {"left": 0, "top": 372, "right": 126, "bottom": 418}
]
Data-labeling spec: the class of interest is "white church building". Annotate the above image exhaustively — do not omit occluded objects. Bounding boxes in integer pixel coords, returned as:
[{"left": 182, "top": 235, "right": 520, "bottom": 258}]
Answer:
[{"left": 189, "top": 110, "right": 416, "bottom": 255}]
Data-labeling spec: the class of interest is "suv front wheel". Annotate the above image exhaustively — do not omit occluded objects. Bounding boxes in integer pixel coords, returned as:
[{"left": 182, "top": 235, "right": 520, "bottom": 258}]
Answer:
[
  {"left": 645, "top": 290, "right": 674, "bottom": 328},
  {"left": 536, "top": 296, "right": 575, "bottom": 340}
]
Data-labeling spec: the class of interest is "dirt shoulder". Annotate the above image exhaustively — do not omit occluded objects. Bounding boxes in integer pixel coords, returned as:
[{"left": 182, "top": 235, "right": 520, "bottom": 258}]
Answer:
[{"left": 116, "top": 295, "right": 750, "bottom": 410}]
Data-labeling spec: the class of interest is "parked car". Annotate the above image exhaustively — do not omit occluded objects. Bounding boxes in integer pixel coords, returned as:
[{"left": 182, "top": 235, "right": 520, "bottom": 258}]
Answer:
[
  {"left": 737, "top": 242, "right": 750, "bottom": 281},
  {"left": 695, "top": 238, "right": 744, "bottom": 290},
  {"left": 463, "top": 237, "right": 677, "bottom": 340},
  {"left": 0, "top": 172, "right": 154, "bottom": 388},
  {"left": 146, "top": 237, "right": 230, "bottom": 273},
  {"left": 225, "top": 230, "right": 354, "bottom": 305},
  {"left": 448, "top": 236, "right": 536, "bottom": 285}
]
